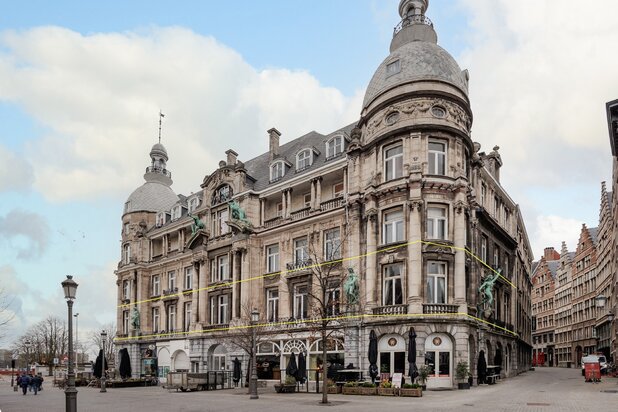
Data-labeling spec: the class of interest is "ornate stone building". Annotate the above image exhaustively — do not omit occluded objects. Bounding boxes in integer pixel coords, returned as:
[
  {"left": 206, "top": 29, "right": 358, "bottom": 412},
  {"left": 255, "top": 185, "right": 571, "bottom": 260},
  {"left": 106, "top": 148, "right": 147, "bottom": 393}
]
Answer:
[
  {"left": 115, "top": 0, "right": 533, "bottom": 388},
  {"left": 554, "top": 242, "right": 574, "bottom": 367},
  {"left": 605, "top": 99, "right": 618, "bottom": 362},
  {"left": 531, "top": 248, "right": 559, "bottom": 366}
]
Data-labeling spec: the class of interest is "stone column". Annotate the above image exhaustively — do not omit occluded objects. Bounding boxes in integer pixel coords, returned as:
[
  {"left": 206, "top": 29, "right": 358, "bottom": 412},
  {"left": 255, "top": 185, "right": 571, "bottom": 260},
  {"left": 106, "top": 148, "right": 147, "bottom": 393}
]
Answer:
[
  {"left": 365, "top": 208, "right": 378, "bottom": 307},
  {"left": 260, "top": 199, "right": 265, "bottom": 226},
  {"left": 453, "top": 198, "right": 467, "bottom": 313},
  {"left": 343, "top": 167, "right": 348, "bottom": 195},
  {"left": 310, "top": 180, "right": 316, "bottom": 209},
  {"left": 316, "top": 177, "right": 322, "bottom": 207},
  {"left": 198, "top": 260, "right": 208, "bottom": 327},
  {"left": 286, "top": 189, "right": 292, "bottom": 217},
  {"left": 192, "top": 262, "right": 199, "bottom": 326},
  {"left": 281, "top": 191, "right": 287, "bottom": 218},
  {"left": 240, "top": 248, "right": 250, "bottom": 313},
  {"left": 408, "top": 201, "right": 423, "bottom": 314},
  {"left": 231, "top": 250, "right": 238, "bottom": 319}
]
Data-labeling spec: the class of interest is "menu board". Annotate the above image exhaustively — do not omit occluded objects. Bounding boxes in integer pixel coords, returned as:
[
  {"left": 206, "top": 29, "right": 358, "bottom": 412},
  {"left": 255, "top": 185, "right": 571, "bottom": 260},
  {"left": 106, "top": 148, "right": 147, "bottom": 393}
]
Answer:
[{"left": 392, "top": 373, "right": 403, "bottom": 388}]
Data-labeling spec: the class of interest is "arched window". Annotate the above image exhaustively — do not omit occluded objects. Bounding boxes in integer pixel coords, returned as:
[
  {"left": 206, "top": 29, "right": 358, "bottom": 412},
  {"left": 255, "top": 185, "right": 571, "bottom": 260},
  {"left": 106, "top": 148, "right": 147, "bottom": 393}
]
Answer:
[
  {"left": 212, "top": 184, "right": 232, "bottom": 205},
  {"left": 123, "top": 243, "right": 131, "bottom": 264},
  {"left": 296, "top": 149, "right": 313, "bottom": 171},
  {"left": 270, "top": 161, "right": 285, "bottom": 182},
  {"left": 326, "top": 136, "right": 344, "bottom": 159},
  {"left": 188, "top": 197, "right": 199, "bottom": 213}
]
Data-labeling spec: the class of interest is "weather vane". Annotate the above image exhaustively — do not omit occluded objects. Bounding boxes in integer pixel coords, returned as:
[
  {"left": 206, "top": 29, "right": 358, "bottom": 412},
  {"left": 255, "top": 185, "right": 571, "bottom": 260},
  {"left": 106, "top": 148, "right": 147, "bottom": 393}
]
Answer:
[{"left": 158, "top": 111, "right": 165, "bottom": 144}]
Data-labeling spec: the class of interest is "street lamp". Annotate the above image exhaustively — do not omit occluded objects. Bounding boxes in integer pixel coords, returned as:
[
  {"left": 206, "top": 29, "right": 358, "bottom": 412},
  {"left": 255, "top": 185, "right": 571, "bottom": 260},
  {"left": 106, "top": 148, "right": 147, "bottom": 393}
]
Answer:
[
  {"left": 24, "top": 339, "right": 31, "bottom": 373},
  {"left": 249, "top": 308, "right": 259, "bottom": 400},
  {"left": 74, "top": 313, "right": 79, "bottom": 367},
  {"left": 61, "top": 275, "right": 78, "bottom": 412},
  {"left": 100, "top": 330, "right": 107, "bottom": 393}
]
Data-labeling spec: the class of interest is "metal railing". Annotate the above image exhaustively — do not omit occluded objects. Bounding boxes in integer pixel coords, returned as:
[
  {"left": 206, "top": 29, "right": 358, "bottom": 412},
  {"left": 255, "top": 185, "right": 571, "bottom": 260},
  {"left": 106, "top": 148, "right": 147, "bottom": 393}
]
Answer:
[
  {"left": 422, "top": 303, "right": 459, "bottom": 314},
  {"left": 393, "top": 14, "right": 433, "bottom": 35},
  {"left": 373, "top": 304, "right": 408, "bottom": 316},
  {"left": 145, "top": 166, "right": 172, "bottom": 178},
  {"left": 286, "top": 258, "right": 313, "bottom": 271}
]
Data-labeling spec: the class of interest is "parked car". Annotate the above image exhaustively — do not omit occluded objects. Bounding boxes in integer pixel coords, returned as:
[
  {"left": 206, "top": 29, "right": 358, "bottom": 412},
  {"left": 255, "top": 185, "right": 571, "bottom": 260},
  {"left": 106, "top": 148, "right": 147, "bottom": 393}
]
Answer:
[{"left": 581, "top": 355, "right": 608, "bottom": 376}]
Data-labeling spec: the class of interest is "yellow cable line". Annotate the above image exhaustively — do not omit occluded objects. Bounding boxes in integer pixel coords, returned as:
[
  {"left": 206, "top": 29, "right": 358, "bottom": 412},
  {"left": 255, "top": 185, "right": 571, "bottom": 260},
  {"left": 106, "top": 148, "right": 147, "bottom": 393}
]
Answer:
[{"left": 118, "top": 239, "right": 515, "bottom": 309}]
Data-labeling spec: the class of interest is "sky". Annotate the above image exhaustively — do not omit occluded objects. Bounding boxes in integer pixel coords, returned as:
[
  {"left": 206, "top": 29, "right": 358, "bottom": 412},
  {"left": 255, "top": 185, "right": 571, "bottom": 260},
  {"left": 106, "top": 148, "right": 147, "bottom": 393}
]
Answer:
[{"left": 1, "top": 0, "right": 617, "bottom": 352}]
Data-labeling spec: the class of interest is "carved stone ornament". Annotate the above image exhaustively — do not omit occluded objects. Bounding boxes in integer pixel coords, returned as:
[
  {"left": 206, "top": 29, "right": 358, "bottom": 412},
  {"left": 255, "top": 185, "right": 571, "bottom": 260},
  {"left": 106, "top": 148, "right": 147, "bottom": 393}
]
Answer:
[
  {"left": 454, "top": 200, "right": 467, "bottom": 214},
  {"left": 408, "top": 200, "right": 423, "bottom": 211},
  {"left": 365, "top": 208, "right": 378, "bottom": 221}
]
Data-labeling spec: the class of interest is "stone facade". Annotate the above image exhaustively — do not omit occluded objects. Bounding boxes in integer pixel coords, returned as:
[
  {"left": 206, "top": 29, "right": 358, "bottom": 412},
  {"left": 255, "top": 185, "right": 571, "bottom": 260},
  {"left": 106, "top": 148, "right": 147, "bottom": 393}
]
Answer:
[
  {"left": 114, "top": 0, "right": 533, "bottom": 389},
  {"left": 531, "top": 248, "right": 559, "bottom": 366},
  {"left": 554, "top": 242, "right": 574, "bottom": 367}
]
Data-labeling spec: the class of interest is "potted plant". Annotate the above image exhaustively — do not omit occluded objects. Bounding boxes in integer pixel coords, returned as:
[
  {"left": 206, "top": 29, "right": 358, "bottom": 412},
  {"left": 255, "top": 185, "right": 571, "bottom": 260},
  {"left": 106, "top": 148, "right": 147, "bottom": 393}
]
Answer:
[
  {"left": 456, "top": 361, "right": 471, "bottom": 390},
  {"left": 418, "top": 365, "right": 431, "bottom": 391},
  {"left": 400, "top": 383, "right": 423, "bottom": 397},
  {"left": 274, "top": 375, "right": 297, "bottom": 393},
  {"left": 327, "top": 379, "right": 341, "bottom": 394},
  {"left": 359, "top": 381, "right": 378, "bottom": 395},
  {"left": 342, "top": 381, "right": 361, "bottom": 395},
  {"left": 378, "top": 380, "right": 396, "bottom": 396}
]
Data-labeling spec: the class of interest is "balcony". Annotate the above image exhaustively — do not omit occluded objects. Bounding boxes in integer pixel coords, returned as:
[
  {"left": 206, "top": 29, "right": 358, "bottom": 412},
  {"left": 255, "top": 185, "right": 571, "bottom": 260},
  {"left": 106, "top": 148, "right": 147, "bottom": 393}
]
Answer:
[
  {"left": 263, "top": 216, "right": 283, "bottom": 228},
  {"left": 422, "top": 303, "right": 459, "bottom": 314},
  {"left": 373, "top": 304, "right": 408, "bottom": 316},
  {"left": 320, "top": 197, "right": 343, "bottom": 211},
  {"left": 290, "top": 207, "right": 311, "bottom": 220},
  {"left": 145, "top": 166, "right": 171, "bottom": 178},
  {"left": 161, "top": 287, "right": 179, "bottom": 301},
  {"left": 286, "top": 258, "right": 313, "bottom": 272},
  {"left": 393, "top": 14, "right": 433, "bottom": 35}
]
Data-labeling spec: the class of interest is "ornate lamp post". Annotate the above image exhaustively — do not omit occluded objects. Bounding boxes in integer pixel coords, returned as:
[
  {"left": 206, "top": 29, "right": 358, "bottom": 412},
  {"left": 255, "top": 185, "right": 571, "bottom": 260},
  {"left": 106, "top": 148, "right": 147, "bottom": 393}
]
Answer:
[
  {"left": 24, "top": 339, "right": 31, "bottom": 373},
  {"left": 100, "top": 330, "right": 107, "bottom": 393},
  {"left": 61, "top": 275, "right": 78, "bottom": 412},
  {"left": 249, "top": 308, "right": 259, "bottom": 400},
  {"left": 74, "top": 313, "right": 79, "bottom": 367}
]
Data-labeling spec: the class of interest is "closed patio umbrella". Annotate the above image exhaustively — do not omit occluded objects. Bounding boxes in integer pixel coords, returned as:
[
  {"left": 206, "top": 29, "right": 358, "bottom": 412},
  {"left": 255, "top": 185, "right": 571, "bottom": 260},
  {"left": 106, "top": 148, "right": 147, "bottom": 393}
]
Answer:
[
  {"left": 408, "top": 327, "right": 418, "bottom": 381},
  {"left": 286, "top": 352, "right": 298, "bottom": 381},
  {"left": 296, "top": 352, "right": 307, "bottom": 384},
  {"left": 232, "top": 357, "right": 241, "bottom": 386},
  {"left": 477, "top": 350, "right": 487, "bottom": 385},
  {"left": 93, "top": 349, "right": 108, "bottom": 379},
  {"left": 368, "top": 330, "right": 378, "bottom": 383},
  {"left": 119, "top": 348, "right": 131, "bottom": 380}
]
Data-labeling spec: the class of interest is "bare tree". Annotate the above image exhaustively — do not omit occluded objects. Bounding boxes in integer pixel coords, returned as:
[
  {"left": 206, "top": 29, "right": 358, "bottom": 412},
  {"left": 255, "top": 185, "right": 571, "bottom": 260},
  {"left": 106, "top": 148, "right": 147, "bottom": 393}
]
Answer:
[
  {"left": 12, "top": 316, "right": 67, "bottom": 375},
  {"left": 89, "top": 323, "right": 117, "bottom": 367},
  {"left": 0, "top": 288, "right": 14, "bottom": 342}
]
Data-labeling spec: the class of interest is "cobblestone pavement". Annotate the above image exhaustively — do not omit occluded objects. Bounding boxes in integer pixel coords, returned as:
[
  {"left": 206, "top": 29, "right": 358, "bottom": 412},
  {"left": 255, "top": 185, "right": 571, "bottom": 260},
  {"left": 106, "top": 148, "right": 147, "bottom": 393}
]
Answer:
[{"left": 1, "top": 368, "right": 617, "bottom": 412}]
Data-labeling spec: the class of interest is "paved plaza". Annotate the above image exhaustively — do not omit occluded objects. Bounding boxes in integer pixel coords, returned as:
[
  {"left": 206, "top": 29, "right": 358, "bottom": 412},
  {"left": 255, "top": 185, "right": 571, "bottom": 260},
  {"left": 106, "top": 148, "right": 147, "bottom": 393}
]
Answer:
[{"left": 1, "top": 368, "right": 617, "bottom": 412}]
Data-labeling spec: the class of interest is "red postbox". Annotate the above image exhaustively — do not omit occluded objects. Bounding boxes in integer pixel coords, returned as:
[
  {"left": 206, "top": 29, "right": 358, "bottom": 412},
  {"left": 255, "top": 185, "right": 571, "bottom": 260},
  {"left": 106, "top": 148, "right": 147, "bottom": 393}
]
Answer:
[{"left": 584, "top": 360, "right": 601, "bottom": 382}]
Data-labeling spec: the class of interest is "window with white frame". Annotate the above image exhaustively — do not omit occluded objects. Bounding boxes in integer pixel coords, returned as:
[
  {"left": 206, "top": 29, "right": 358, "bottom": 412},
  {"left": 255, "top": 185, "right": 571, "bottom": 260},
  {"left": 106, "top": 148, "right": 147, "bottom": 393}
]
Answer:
[
  {"left": 480, "top": 236, "right": 488, "bottom": 263},
  {"left": 171, "top": 206, "right": 181, "bottom": 221},
  {"left": 152, "top": 274, "right": 160, "bottom": 296},
  {"left": 428, "top": 141, "right": 446, "bottom": 175},
  {"left": 494, "top": 197, "right": 500, "bottom": 220},
  {"left": 266, "top": 244, "right": 280, "bottom": 273},
  {"left": 211, "top": 255, "right": 229, "bottom": 283},
  {"left": 188, "top": 198, "right": 199, "bottom": 212},
  {"left": 296, "top": 149, "right": 312, "bottom": 171},
  {"left": 293, "top": 284, "right": 308, "bottom": 320},
  {"left": 122, "top": 279, "right": 130, "bottom": 300},
  {"left": 123, "top": 310, "right": 129, "bottom": 334},
  {"left": 383, "top": 209, "right": 404, "bottom": 244},
  {"left": 493, "top": 245, "right": 500, "bottom": 267},
  {"left": 426, "top": 261, "right": 447, "bottom": 304},
  {"left": 168, "top": 270, "right": 176, "bottom": 291},
  {"left": 384, "top": 143, "right": 403, "bottom": 181},
  {"left": 212, "top": 185, "right": 232, "bottom": 205},
  {"left": 270, "top": 161, "right": 285, "bottom": 181},
  {"left": 426, "top": 205, "right": 448, "bottom": 240},
  {"left": 184, "top": 302, "right": 192, "bottom": 331},
  {"left": 333, "top": 182, "right": 344, "bottom": 198},
  {"left": 324, "top": 228, "right": 341, "bottom": 261},
  {"left": 327, "top": 288, "right": 340, "bottom": 316},
  {"left": 184, "top": 266, "right": 193, "bottom": 290},
  {"left": 218, "top": 295, "right": 229, "bottom": 324},
  {"left": 383, "top": 263, "right": 403, "bottom": 305},
  {"left": 213, "top": 208, "right": 229, "bottom": 236},
  {"left": 168, "top": 304, "right": 176, "bottom": 331},
  {"left": 326, "top": 136, "right": 344, "bottom": 159},
  {"left": 481, "top": 183, "right": 487, "bottom": 206},
  {"left": 123, "top": 243, "right": 131, "bottom": 264},
  {"left": 156, "top": 212, "right": 165, "bottom": 227},
  {"left": 303, "top": 193, "right": 311, "bottom": 208},
  {"left": 152, "top": 307, "right": 159, "bottom": 332},
  {"left": 267, "top": 288, "right": 279, "bottom": 322},
  {"left": 294, "top": 238, "right": 309, "bottom": 264}
]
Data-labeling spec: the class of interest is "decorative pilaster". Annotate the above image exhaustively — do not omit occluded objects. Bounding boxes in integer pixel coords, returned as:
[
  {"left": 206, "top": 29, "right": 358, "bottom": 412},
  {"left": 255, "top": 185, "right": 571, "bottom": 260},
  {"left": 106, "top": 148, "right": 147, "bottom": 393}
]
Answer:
[
  {"left": 365, "top": 207, "right": 378, "bottom": 307},
  {"left": 454, "top": 198, "right": 467, "bottom": 312},
  {"left": 407, "top": 199, "right": 423, "bottom": 313}
]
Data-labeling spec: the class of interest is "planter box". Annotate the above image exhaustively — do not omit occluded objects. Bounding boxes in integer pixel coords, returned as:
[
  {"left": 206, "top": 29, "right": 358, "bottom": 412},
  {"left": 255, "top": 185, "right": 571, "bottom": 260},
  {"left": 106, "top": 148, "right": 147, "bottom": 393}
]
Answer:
[
  {"left": 274, "top": 384, "right": 296, "bottom": 393},
  {"left": 458, "top": 382, "right": 470, "bottom": 390},
  {"left": 378, "top": 387, "right": 396, "bottom": 396},
  {"left": 342, "top": 386, "right": 363, "bottom": 395},
  {"left": 359, "top": 387, "right": 378, "bottom": 396},
  {"left": 399, "top": 388, "right": 423, "bottom": 397},
  {"left": 327, "top": 386, "right": 341, "bottom": 394}
]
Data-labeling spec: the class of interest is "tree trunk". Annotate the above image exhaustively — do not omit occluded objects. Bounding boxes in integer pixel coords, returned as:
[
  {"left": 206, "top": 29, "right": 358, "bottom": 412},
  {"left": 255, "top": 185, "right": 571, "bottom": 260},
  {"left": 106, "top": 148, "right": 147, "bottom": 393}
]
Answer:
[{"left": 321, "top": 324, "right": 328, "bottom": 404}]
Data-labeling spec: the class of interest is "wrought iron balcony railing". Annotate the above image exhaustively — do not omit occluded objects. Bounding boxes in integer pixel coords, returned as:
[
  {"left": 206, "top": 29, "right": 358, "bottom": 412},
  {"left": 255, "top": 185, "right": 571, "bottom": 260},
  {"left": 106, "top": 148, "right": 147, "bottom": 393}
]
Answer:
[
  {"left": 393, "top": 14, "right": 433, "bottom": 35},
  {"left": 145, "top": 166, "right": 172, "bottom": 178},
  {"left": 286, "top": 258, "right": 313, "bottom": 271}
]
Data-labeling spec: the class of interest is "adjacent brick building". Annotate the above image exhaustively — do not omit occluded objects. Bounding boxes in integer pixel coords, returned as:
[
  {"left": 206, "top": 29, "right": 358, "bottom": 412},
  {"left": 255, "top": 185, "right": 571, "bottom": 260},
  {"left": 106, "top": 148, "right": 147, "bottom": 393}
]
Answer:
[{"left": 531, "top": 248, "right": 559, "bottom": 366}]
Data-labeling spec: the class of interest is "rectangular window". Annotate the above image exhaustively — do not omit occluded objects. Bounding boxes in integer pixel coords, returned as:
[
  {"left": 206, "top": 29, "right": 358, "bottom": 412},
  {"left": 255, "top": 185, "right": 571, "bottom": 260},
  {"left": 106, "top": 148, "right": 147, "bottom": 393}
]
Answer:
[
  {"left": 184, "top": 302, "right": 192, "bottom": 331},
  {"left": 124, "top": 223, "right": 130, "bottom": 235},
  {"left": 123, "top": 244, "right": 131, "bottom": 264},
  {"left": 383, "top": 209, "right": 404, "bottom": 244},
  {"left": 427, "top": 206, "right": 447, "bottom": 240},
  {"left": 218, "top": 295, "right": 228, "bottom": 324},
  {"left": 324, "top": 228, "right": 342, "bottom": 261},
  {"left": 210, "top": 296, "right": 216, "bottom": 325},
  {"left": 326, "top": 136, "right": 344, "bottom": 159},
  {"left": 303, "top": 193, "right": 312, "bottom": 208},
  {"left": 218, "top": 255, "right": 229, "bottom": 282},
  {"left": 123, "top": 310, "right": 129, "bottom": 334},
  {"left": 152, "top": 307, "right": 159, "bottom": 333},
  {"left": 184, "top": 267, "right": 193, "bottom": 290},
  {"left": 168, "top": 271, "right": 176, "bottom": 290},
  {"left": 294, "top": 238, "right": 309, "bottom": 265},
  {"left": 426, "top": 261, "right": 447, "bottom": 304},
  {"left": 493, "top": 245, "right": 500, "bottom": 267},
  {"left": 480, "top": 183, "right": 486, "bottom": 206},
  {"left": 494, "top": 197, "right": 500, "bottom": 220},
  {"left": 168, "top": 304, "right": 176, "bottom": 331},
  {"left": 333, "top": 182, "right": 344, "bottom": 198},
  {"left": 276, "top": 202, "right": 283, "bottom": 217},
  {"left": 386, "top": 59, "right": 400, "bottom": 76},
  {"left": 480, "top": 236, "right": 488, "bottom": 263},
  {"left": 428, "top": 141, "right": 446, "bottom": 175},
  {"left": 293, "top": 284, "right": 308, "bottom": 320},
  {"left": 327, "top": 288, "right": 341, "bottom": 316},
  {"left": 383, "top": 263, "right": 403, "bottom": 306},
  {"left": 123, "top": 280, "right": 131, "bottom": 300},
  {"left": 267, "top": 288, "right": 279, "bottom": 322},
  {"left": 152, "top": 275, "right": 160, "bottom": 296},
  {"left": 270, "top": 162, "right": 284, "bottom": 181},
  {"left": 266, "top": 244, "right": 280, "bottom": 273},
  {"left": 384, "top": 144, "right": 404, "bottom": 181}
]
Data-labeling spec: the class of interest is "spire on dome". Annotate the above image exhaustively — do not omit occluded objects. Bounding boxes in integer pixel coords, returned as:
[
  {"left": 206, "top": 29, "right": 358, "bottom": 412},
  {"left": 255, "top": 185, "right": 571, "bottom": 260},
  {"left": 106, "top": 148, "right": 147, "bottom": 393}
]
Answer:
[
  {"left": 144, "top": 112, "right": 172, "bottom": 186},
  {"left": 392, "top": 0, "right": 437, "bottom": 50}
]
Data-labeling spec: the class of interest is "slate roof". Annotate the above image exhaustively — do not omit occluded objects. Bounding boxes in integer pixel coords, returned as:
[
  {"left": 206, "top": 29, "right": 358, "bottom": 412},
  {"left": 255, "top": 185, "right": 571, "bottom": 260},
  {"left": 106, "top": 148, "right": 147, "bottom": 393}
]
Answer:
[
  {"left": 547, "top": 261, "right": 560, "bottom": 278},
  {"left": 244, "top": 123, "right": 356, "bottom": 191},
  {"left": 588, "top": 226, "right": 599, "bottom": 246},
  {"left": 531, "top": 261, "right": 539, "bottom": 275}
]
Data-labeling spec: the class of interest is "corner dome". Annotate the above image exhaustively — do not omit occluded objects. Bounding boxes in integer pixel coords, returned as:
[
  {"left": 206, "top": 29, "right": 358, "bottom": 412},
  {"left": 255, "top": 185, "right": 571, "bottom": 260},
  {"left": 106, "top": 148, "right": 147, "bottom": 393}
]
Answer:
[
  {"left": 362, "top": 41, "right": 468, "bottom": 110},
  {"left": 124, "top": 181, "right": 178, "bottom": 214}
]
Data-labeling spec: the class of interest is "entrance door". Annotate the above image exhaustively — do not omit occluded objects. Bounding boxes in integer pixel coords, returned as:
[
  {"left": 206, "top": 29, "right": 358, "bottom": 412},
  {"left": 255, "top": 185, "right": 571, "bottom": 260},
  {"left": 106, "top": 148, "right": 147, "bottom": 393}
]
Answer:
[
  {"left": 378, "top": 334, "right": 406, "bottom": 378},
  {"left": 424, "top": 333, "right": 452, "bottom": 388}
]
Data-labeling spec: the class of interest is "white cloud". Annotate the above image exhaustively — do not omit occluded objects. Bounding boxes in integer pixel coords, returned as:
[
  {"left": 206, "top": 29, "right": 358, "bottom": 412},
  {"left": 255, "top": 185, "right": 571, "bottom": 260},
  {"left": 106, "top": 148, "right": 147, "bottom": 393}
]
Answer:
[
  {"left": 0, "top": 209, "right": 50, "bottom": 259},
  {"left": 0, "top": 26, "right": 362, "bottom": 202},
  {"left": 457, "top": 0, "right": 617, "bottom": 189},
  {"left": 532, "top": 215, "right": 583, "bottom": 256},
  {"left": 0, "top": 145, "right": 33, "bottom": 192}
]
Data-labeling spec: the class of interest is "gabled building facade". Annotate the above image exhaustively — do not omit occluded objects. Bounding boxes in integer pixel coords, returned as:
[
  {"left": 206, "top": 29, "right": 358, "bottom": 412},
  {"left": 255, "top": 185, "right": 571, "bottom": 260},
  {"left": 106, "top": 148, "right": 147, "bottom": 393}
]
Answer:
[
  {"left": 554, "top": 242, "right": 574, "bottom": 367},
  {"left": 531, "top": 248, "right": 559, "bottom": 366}
]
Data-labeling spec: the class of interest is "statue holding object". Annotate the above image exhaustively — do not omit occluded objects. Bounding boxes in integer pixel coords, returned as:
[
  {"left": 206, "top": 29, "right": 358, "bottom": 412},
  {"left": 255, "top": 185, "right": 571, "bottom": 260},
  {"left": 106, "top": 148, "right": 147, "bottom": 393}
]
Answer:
[
  {"left": 478, "top": 268, "right": 501, "bottom": 317},
  {"left": 188, "top": 212, "right": 205, "bottom": 235},
  {"left": 344, "top": 268, "right": 360, "bottom": 306}
]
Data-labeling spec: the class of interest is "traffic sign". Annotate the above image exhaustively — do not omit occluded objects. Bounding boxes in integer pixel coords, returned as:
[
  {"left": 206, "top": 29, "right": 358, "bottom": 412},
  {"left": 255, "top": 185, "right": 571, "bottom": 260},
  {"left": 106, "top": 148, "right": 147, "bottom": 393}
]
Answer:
[{"left": 53, "top": 358, "right": 59, "bottom": 365}]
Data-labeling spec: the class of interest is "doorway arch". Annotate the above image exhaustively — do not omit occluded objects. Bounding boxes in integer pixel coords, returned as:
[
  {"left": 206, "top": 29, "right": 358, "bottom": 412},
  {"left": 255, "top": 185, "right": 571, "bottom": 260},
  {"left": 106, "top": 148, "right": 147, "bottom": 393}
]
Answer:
[
  {"left": 172, "top": 349, "right": 189, "bottom": 371},
  {"left": 424, "top": 333, "right": 453, "bottom": 388}
]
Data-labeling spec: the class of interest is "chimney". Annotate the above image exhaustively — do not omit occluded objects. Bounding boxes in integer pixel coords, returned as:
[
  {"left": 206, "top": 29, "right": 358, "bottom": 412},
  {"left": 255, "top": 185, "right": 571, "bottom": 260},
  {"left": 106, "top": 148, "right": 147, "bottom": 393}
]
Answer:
[
  {"left": 268, "top": 128, "right": 281, "bottom": 160},
  {"left": 225, "top": 149, "right": 238, "bottom": 166},
  {"left": 543, "top": 247, "right": 560, "bottom": 261}
]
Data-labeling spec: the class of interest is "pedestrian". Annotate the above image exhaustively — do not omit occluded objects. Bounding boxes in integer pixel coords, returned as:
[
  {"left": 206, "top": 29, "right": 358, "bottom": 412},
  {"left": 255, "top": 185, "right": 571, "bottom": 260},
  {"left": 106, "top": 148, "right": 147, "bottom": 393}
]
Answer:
[
  {"left": 38, "top": 374, "right": 44, "bottom": 391},
  {"left": 19, "top": 373, "right": 30, "bottom": 395},
  {"left": 32, "top": 375, "right": 40, "bottom": 395}
]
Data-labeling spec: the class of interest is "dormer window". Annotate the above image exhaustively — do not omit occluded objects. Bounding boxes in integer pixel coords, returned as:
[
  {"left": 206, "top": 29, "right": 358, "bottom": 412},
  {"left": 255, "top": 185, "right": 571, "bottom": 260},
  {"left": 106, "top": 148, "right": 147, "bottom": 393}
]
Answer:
[
  {"left": 270, "top": 161, "right": 285, "bottom": 182},
  {"left": 156, "top": 212, "right": 166, "bottom": 227},
  {"left": 171, "top": 206, "right": 181, "bottom": 221},
  {"left": 386, "top": 59, "right": 401, "bottom": 77},
  {"left": 188, "top": 198, "right": 199, "bottom": 213},
  {"left": 212, "top": 184, "right": 233, "bottom": 206},
  {"left": 326, "top": 136, "right": 344, "bottom": 160},
  {"left": 296, "top": 149, "right": 313, "bottom": 171}
]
